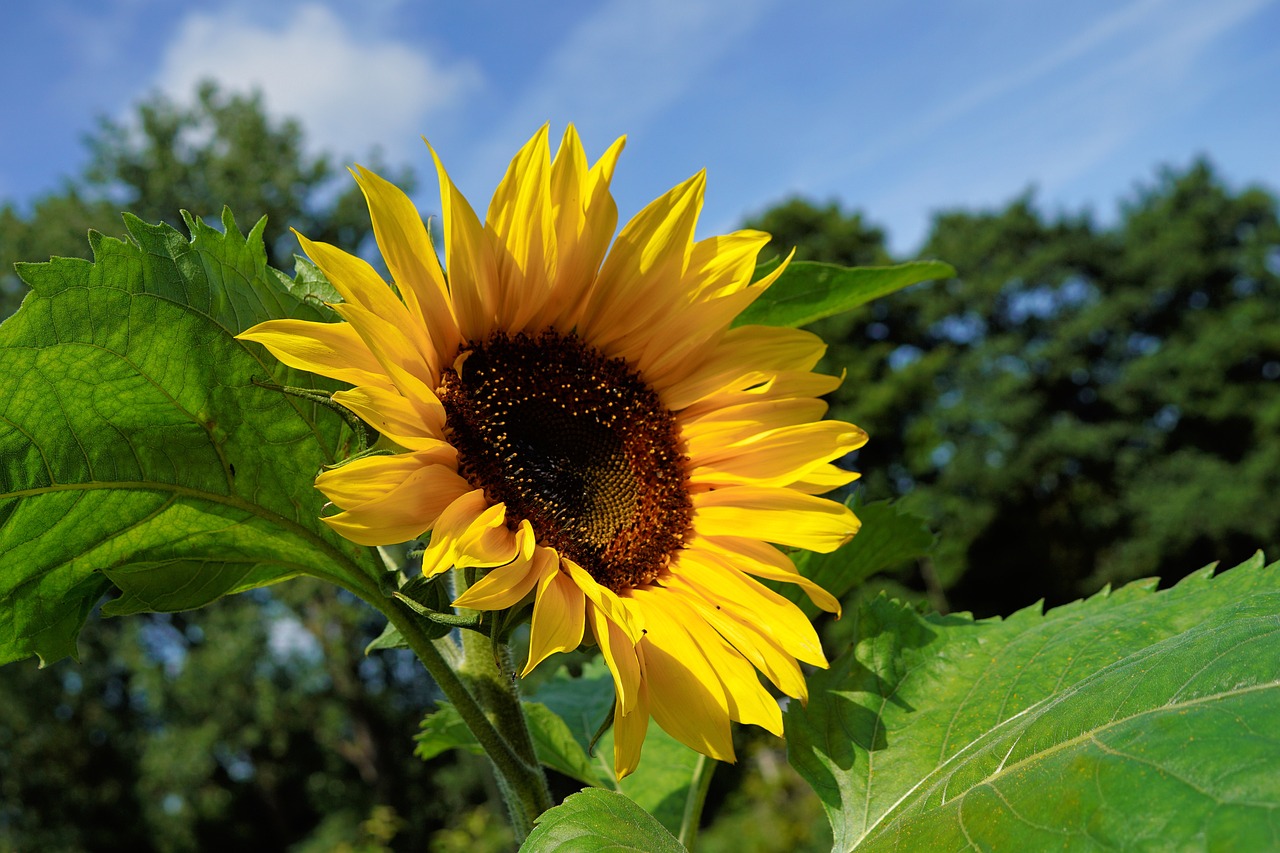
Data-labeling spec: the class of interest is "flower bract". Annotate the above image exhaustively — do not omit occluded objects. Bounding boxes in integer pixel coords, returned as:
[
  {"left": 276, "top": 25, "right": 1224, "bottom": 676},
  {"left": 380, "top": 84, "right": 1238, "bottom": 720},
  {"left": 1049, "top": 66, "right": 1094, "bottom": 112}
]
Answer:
[{"left": 238, "top": 125, "right": 866, "bottom": 777}]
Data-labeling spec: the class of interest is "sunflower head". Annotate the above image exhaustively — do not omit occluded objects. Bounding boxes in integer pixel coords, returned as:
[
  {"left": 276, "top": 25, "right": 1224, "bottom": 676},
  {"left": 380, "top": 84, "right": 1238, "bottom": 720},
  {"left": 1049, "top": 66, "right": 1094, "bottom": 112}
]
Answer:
[{"left": 238, "top": 125, "right": 866, "bottom": 778}]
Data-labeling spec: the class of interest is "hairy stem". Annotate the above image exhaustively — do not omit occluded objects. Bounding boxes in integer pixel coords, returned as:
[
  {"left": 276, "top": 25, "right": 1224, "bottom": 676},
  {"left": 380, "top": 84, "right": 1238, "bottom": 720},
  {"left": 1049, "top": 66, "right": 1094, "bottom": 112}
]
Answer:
[
  {"left": 345, "top": 558, "right": 550, "bottom": 835},
  {"left": 453, "top": 571, "right": 552, "bottom": 832}
]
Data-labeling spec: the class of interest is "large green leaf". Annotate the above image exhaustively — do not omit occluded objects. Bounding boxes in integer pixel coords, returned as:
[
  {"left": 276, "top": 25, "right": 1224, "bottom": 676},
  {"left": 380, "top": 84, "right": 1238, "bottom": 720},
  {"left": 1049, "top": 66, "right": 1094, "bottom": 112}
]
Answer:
[
  {"left": 786, "top": 553, "right": 1280, "bottom": 851},
  {"left": 522, "top": 788, "right": 684, "bottom": 853},
  {"left": 737, "top": 260, "right": 954, "bottom": 328},
  {"left": 0, "top": 210, "right": 379, "bottom": 666}
]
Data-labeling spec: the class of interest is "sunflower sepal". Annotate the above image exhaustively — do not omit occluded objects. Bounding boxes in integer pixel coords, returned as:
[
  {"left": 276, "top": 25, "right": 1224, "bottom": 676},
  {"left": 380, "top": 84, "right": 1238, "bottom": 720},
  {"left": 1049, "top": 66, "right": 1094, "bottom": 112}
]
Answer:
[
  {"left": 390, "top": 576, "right": 484, "bottom": 637},
  {"left": 587, "top": 702, "right": 616, "bottom": 758}
]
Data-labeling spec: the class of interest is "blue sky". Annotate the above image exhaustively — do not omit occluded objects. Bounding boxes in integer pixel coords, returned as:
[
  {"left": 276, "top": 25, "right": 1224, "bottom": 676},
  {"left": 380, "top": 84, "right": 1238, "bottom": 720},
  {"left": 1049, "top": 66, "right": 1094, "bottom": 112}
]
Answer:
[{"left": 1, "top": 0, "right": 1277, "bottom": 255}]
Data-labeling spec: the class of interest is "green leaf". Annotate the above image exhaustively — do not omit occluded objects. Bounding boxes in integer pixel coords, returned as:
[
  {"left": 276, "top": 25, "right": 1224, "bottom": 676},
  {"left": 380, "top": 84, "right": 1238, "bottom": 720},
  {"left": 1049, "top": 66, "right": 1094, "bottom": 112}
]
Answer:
[
  {"left": 787, "top": 499, "right": 936, "bottom": 616},
  {"left": 736, "top": 260, "right": 954, "bottom": 328},
  {"left": 785, "top": 553, "right": 1280, "bottom": 852},
  {"left": 364, "top": 621, "right": 408, "bottom": 654},
  {"left": 0, "top": 209, "right": 379, "bottom": 666},
  {"left": 522, "top": 789, "right": 684, "bottom": 853},
  {"left": 414, "top": 703, "right": 485, "bottom": 762}
]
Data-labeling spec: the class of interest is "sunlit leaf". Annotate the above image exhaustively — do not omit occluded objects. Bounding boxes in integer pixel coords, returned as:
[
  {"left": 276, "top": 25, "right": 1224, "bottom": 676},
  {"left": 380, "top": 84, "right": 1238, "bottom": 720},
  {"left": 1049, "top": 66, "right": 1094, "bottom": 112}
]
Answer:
[
  {"left": 786, "top": 553, "right": 1280, "bottom": 851},
  {"left": 0, "top": 210, "right": 378, "bottom": 666},
  {"left": 739, "top": 260, "right": 954, "bottom": 328},
  {"left": 522, "top": 788, "right": 684, "bottom": 853}
]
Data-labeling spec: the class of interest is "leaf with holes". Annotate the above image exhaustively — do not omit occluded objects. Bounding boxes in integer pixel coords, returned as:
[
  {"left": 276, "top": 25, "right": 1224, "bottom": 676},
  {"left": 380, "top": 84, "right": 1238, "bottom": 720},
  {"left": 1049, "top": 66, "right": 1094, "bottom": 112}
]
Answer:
[
  {"left": 786, "top": 553, "right": 1280, "bottom": 851},
  {"left": 0, "top": 210, "right": 378, "bottom": 666}
]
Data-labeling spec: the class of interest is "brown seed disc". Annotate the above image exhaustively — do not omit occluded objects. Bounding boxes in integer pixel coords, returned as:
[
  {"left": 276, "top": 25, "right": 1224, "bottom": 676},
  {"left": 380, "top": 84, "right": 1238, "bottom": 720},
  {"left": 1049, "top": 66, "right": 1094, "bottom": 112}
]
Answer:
[{"left": 438, "top": 330, "right": 691, "bottom": 592}]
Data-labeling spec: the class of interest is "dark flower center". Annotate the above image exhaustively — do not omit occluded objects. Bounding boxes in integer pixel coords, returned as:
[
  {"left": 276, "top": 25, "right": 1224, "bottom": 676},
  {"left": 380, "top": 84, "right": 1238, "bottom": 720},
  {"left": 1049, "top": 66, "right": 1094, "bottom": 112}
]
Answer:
[{"left": 438, "top": 330, "right": 691, "bottom": 592}]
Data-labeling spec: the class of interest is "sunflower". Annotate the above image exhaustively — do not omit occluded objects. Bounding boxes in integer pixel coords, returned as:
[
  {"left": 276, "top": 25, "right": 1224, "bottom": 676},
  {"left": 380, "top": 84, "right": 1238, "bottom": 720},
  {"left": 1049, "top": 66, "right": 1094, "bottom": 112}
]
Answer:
[{"left": 238, "top": 125, "right": 866, "bottom": 778}]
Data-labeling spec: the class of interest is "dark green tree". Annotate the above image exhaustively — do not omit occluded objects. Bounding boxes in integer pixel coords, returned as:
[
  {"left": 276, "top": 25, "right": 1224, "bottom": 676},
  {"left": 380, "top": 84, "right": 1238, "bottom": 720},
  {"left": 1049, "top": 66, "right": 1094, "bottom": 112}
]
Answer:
[
  {"left": 746, "top": 163, "right": 1280, "bottom": 616},
  {"left": 1, "top": 81, "right": 406, "bottom": 319}
]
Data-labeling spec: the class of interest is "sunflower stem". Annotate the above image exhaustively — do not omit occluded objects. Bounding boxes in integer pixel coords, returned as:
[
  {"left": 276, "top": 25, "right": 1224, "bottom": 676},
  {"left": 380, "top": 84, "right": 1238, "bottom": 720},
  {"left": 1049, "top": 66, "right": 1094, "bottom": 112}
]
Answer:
[
  {"left": 678, "top": 753, "right": 716, "bottom": 851},
  {"left": 379, "top": 596, "right": 551, "bottom": 838},
  {"left": 453, "top": 569, "right": 554, "bottom": 833}
]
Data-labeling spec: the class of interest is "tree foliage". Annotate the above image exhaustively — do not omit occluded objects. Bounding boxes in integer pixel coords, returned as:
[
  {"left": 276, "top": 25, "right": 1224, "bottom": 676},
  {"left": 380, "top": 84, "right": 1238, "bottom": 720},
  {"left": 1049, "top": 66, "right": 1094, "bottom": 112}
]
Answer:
[
  {"left": 747, "top": 166, "right": 1280, "bottom": 615},
  {"left": 0, "top": 81, "right": 405, "bottom": 320}
]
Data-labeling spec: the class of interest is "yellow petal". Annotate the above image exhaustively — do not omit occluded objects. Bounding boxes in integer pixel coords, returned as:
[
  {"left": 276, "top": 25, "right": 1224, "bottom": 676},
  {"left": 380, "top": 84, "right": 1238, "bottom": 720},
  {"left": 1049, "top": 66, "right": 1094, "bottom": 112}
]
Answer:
[
  {"left": 629, "top": 588, "right": 735, "bottom": 761},
  {"left": 486, "top": 125, "right": 554, "bottom": 333},
  {"left": 350, "top": 165, "right": 460, "bottom": 363},
  {"left": 627, "top": 246, "right": 792, "bottom": 389},
  {"left": 789, "top": 464, "right": 862, "bottom": 496},
  {"left": 667, "top": 548, "right": 827, "bottom": 667},
  {"left": 550, "top": 129, "right": 625, "bottom": 332},
  {"left": 294, "top": 230, "right": 421, "bottom": 337},
  {"left": 660, "top": 594, "right": 783, "bottom": 735},
  {"left": 236, "top": 319, "right": 392, "bottom": 389},
  {"left": 331, "top": 385, "right": 446, "bottom": 450},
  {"left": 452, "top": 522, "right": 544, "bottom": 610},
  {"left": 583, "top": 592, "right": 643, "bottom": 715},
  {"left": 428, "top": 139, "right": 500, "bottom": 342},
  {"left": 688, "top": 421, "right": 868, "bottom": 488},
  {"left": 660, "top": 573, "right": 808, "bottom": 698},
  {"left": 329, "top": 300, "right": 440, "bottom": 398},
  {"left": 695, "top": 534, "right": 842, "bottom": 616},
  {"left": 693, "top": 486, "right": 860, "bottom": 553},
  {"left": 561, "top": 560, "right": 642, "bottom": 642},
  {"left": 579, "top": 172, "right": 704, "bottom": 352},
  {"left": 315, "top": 446, "right": 455, "bottom": 508},
  {"left": 678, "top": 370, "right": 843, "bottom": 420},
  {"left": 660, "top": 325, "right": 827, "bottom": 410},
  {"left": 320, "top": 461, "right": 472, "bottom": 546},
  {"left": 420, "top": 491, "right": 516, "bottom": 577},
  {"left": 612, "top": 667, "right": 650, "bottom": 780},
  {"left": 683, "top": 230, "right": 773, "bottom": 301},
  {"left": 619, "top": 286, "right": 757, "bottom": 388},
  {"left": 680, "top": 398, "right": 830, "bottom": 446},
  {"left": 523, "top": 553, "right": 587, "bottom": 675}
]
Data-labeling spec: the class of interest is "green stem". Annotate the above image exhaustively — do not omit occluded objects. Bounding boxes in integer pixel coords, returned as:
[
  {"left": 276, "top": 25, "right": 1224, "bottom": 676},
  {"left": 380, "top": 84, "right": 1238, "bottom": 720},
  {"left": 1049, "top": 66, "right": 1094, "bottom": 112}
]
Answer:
[
  {"left": 381, "top": 596, "right": 551, "bottom": 838},
  {"left": 323, "top": 560, "right": 551, "bottom": 838},
  {"left": 393, "top": 605, "right": 549, "bottom": 831},
  {"left": 452, "top": 573, "right": 552, "bottom": 833},
  {"left": 678, "top": 754, "right": 716, "bottom": 851}
]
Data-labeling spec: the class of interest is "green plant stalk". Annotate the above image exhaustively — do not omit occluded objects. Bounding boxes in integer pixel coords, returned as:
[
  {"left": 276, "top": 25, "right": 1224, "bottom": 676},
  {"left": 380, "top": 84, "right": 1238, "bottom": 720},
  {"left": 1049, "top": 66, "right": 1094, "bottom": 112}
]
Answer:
[
  {"left": 339, "top": 560, "right": 549, "bottom": 839},
  {"left": 452, "top": 570, "right": 553, "bottom": 836},
  {"left": 679, "top": 753, "right": 716, "bottom": 850}
]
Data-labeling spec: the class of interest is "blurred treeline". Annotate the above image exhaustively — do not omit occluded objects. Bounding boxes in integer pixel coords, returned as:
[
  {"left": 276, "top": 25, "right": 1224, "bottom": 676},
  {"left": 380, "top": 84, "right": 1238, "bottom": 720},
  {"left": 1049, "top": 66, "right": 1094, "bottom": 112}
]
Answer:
[
  {"left": 747, "top": 163, "right": 1280, "bottom": 617},
  {"left": 1, "top": 83, "right": 1277, "bottom": 850}
]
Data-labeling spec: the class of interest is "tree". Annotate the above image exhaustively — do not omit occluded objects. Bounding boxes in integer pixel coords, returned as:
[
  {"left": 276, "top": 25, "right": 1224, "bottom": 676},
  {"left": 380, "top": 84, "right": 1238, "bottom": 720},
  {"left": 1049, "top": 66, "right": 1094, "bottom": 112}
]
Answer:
[
  {"left": 746, "top": 163, "right": 1280, "bottom": 616},
  {"left": 1, "top": 81, "right": 406, "bottom": 319}
]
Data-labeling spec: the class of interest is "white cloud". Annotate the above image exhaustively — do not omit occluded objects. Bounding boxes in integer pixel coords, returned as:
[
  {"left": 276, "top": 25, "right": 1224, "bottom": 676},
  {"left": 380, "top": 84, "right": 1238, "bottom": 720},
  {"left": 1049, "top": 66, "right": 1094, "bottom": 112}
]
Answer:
[{"left": 153, "top": 3, "right": 482, "bottom": 163}]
